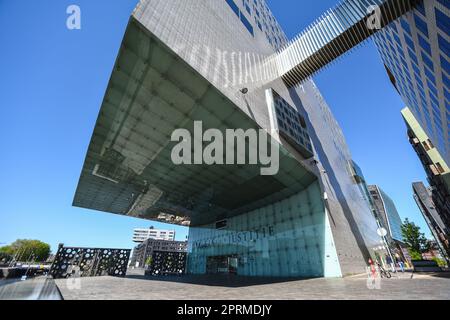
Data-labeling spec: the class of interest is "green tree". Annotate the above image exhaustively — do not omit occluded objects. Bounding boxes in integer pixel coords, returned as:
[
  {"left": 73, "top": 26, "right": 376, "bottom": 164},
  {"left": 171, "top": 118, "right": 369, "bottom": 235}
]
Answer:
[
  {"left": 0, "top": 251, "right": 12, "bottom": 264},
  {"left": 401, "top": 218, "right": 430, "bottom": 260},
  {"left": 0, "top": 240, "right": 51, "bottom": 262}
]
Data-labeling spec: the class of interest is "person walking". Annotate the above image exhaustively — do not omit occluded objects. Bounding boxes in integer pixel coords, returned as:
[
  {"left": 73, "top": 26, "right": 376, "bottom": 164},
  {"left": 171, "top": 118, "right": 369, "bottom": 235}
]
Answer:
[
  {"left": 386, "top": 255, "right": 395, "bottom": 273},
  {"left": 398, "top": 260, "right": 405, "bottom": 273}
]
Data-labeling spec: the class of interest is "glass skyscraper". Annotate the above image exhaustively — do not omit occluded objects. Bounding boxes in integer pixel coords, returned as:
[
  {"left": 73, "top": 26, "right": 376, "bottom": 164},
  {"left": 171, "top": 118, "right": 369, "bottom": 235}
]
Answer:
[
  {"left": 368, "top": 185, "right": 404, "bottom": 243},
  {"left": 374, "top": 0, "right": 450, "bottom": 163}
]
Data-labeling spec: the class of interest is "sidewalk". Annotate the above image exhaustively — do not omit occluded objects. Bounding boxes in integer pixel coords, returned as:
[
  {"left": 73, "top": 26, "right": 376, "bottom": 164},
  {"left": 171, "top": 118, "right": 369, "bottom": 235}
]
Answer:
[{"left": 55, "top": 272, "right": 450, "bottom": 300}]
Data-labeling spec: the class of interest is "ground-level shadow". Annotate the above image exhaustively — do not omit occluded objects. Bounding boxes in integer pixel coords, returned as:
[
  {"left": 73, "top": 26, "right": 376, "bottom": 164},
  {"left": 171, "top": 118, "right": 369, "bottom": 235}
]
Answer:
[{"left": 125, "top": 274, "right": 317, "bottom": 288}]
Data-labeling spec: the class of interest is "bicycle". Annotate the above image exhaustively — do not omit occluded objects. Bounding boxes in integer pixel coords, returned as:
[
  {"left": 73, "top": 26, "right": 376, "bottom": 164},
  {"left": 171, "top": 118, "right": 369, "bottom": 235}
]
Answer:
[{"left": 376, "top": 263, "right": 392, "bottom": 279}]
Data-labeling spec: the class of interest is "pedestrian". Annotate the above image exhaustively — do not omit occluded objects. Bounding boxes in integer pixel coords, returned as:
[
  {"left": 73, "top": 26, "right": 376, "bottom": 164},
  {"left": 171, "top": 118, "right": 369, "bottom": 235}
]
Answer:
[
  {"left": 398, "top": 260, "right": 405, "bottom": 273},
  {"left": 368, "top": 258, "right": 377, "bottom": 279},
  {"left": 386, "top": 255, "right": 395, "bottom": 272}
]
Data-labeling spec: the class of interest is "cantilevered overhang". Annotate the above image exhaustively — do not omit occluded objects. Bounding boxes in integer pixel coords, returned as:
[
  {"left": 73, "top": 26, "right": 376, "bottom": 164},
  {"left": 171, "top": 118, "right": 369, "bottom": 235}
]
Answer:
[{"left": 73, "top": 18, "right": 318, "bottom": 227}]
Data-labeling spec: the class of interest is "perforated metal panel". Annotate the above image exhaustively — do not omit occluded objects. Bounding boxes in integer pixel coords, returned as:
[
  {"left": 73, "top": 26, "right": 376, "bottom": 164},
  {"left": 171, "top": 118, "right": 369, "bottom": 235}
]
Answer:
[{"left": 49, "top": 246, "right": 131, "bottom": 279}]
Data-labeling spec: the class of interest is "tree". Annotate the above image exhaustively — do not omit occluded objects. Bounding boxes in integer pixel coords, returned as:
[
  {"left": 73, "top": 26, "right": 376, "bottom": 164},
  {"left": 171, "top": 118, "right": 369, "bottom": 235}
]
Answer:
[
  {"left": 0, "top": 240, "right": 51, "bottom": 262},
  {"left": 145, "top": 256, "right": 153, "bottom": 267},
  {"left": 0, "top": 251, "right": 12, "bottom": 264},
  {"left": 401, "top": 219, "right": 430, "bottom": 260}
]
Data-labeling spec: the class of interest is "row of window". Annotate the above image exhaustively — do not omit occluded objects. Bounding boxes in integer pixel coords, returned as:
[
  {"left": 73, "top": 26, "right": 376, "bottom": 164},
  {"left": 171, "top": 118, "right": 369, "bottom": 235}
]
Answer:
[
  {"left": 273, "top": 91, "right": 313, "bottom": 154},
  {"left": 376, "top": 1, "right": 450, "bottom": 152},
  {"left": 224, "top": 0, "right": 287, "bottom": 49},
  {"left": 225, "top": 0, "right": 254, "bottom": 36}
]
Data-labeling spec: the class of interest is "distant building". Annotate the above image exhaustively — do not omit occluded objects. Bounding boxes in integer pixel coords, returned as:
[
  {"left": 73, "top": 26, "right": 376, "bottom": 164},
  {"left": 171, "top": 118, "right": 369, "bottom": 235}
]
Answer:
[
  {"left": 402, "top": 107, "right": 450, "bottom": 238},
  {"left": 413, "top": 182, "right": 450, "bottom": 262},
  {"left": 368, "top": 185, "right": 404, "bottom": 243},
  {"left": 130, "top": 239, "right": 188, "bottom": 268},
  {"left": 422, "top": 240, "right": 447, "bottom": 263},
  {"left": 368, "top": 185, "right": 409, "bottom": 264},
  {"left": 133, "top": 227, "right": 176, "bottom": 243}
]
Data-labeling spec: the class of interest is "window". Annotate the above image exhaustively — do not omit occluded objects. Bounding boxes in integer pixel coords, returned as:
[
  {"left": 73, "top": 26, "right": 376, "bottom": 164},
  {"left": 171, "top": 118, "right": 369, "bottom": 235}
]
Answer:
[
  {"left": 441, "top": 56, "right": 450, "bottom": 76},
  {"left": 216, "top": 220, "right": 227, "bottom": 230},
  {"left": 414, "top": 13, "right": 429, "bottom": 37},
  {"left": 437, "top": 0, "right": 450, "bottom": 10},
  {"left": 438, "top": 35, "right": 449, "bottom": 59},
  {"left": 418, "top": 33, "right": 431, "bottom": 56},
  {"left": 224, "top": 0, "right": 254, "bottom": 37},
  {"left": 421, "top": 51, "right": 434, "bottom": 71},
  {"left": 240, "top": 13, "right": 254, "bottom": 36},
  {"left": 404, "top": 34, "right": 415, "bottom": 50},
  {"left": 225, "top": 0, "right": 239, "bottom": 17},
  {"left": 435, "top": 8, "right": 450, "bottom": 34},
  {"left": 400, "top": 18, "right": 411, "bottom": 36},
  {"left": 415, "top": 1, "right": 426, "bottom": 17},
  {"left": 436, "top": 163, "right": 445, "bottom": 174}
]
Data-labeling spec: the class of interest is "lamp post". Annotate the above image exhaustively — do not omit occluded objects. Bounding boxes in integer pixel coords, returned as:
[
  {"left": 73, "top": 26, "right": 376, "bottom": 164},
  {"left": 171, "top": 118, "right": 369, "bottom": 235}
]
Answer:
[{"left": 377, "top": 227, "right": 398, "bottom": 275}]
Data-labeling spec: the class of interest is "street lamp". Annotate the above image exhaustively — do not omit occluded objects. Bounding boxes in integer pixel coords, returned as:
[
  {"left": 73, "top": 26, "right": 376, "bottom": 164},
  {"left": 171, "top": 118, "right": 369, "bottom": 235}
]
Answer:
[{"left": 377, "top": 227, "right": 398, "bottom": 275}]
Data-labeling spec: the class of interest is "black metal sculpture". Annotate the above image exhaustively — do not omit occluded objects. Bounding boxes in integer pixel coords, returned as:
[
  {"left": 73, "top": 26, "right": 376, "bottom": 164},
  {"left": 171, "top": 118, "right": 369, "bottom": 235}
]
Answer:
[
  {"left": 49, "top": 245, "right": 130, "bottom": 279},
  {"left": 147, "top": 251, "right": 186, "bottom": 276}
]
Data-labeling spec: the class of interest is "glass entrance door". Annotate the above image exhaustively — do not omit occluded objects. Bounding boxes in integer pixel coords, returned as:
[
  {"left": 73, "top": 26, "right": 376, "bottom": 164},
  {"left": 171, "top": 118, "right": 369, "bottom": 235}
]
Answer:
[{"left": 206, "top": 256, "right": 238, "bottom": 274}]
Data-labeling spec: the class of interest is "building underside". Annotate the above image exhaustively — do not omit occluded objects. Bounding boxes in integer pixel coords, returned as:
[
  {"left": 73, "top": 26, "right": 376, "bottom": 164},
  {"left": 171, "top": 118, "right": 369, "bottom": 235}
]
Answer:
[{"left": 73, "top": 19, "right": 318, "bottom": 228}]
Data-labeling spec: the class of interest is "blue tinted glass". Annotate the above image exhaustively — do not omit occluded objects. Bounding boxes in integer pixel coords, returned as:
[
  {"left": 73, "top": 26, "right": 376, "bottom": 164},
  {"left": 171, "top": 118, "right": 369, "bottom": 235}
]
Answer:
[
  {"left": 415, "top": 1, "right": 426, "bottom": 16},
  {"left": 438, "top": 34, "right": 449, "bottom": 56},
  {"left": 437, "top": 0, "right": 450, "bottom": 10},
  {"left": 441, "top": 56, "right": 450, "bottom": 76},
  {"left": 411, "top": 62, "right": 421, "bottom": 76},
  {"left": 418, "top": 33, "right": 431, "bottom": 56},
  {"left": 400, "top": 18, "right": 412, "bottom": 35},
  {"left": 408, "top": 48, "right": 418, "bottom": 65},
  {"left": 240, "top": 14, "right": 254, "bottom": 36},
  {"left": 421, "top": 51, "right": 434, "bottom": 71},
  {"left": 225, "top": 0, "right": 239, "bottom": 17},
  {"left": 404, "top": 34, "right": 415, "bottom": 50},
  {"left": 424, "top": 66, "right": 436, "bottom": 84},
  {"left": 414, "top": 13, "right": 429, "bottom": 37},
  {"left": 443, "top": 72, "right": 450, "bottom": 90},
  {"left": 444, "top": 87, "right": 450, "bottom": 102},
  {"left": 435, "top": 8, "right": 450, "bottom": 34}
]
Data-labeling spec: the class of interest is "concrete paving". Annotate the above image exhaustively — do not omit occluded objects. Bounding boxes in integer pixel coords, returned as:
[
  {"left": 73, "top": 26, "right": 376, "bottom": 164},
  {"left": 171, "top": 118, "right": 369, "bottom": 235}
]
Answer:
[{"left": 55, "top": 272, "right": 450, "bottom": 300}]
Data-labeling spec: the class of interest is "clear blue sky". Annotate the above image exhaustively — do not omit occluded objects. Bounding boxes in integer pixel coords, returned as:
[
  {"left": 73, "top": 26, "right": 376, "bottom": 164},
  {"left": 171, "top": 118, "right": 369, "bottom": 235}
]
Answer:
[{"left": 0, "top": 0, "right": 431, "bottom": 252}]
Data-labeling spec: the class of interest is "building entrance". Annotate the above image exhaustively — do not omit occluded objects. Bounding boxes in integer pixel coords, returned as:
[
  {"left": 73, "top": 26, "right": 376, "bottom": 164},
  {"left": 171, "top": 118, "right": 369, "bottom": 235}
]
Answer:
[{"left": 206, "top": 255, "right": 238, "bottom": 274}]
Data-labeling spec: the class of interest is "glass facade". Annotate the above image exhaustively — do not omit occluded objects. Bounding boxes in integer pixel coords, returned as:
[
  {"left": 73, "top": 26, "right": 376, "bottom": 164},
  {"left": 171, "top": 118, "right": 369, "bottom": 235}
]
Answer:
[
  {"left": 368, "top": 186, "right": 404, "bottom": 243},
  {"left": 374, "top": 0, "right": 450, "bottom": 163},
  {"left": 187, "top": 181, "right": 328, "bottom": 277}
]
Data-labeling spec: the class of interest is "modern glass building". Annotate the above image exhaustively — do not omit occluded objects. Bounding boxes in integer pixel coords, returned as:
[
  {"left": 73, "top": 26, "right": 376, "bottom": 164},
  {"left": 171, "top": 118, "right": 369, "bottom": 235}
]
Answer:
[
  {"left": 374, "top": 0, "right": 450, "bottom": 163},
  {"left": 402, "top": 107, "right": 450, "bottom": 237},
  {"left": 413, "top": 182, "right": 450, "bottom": 262},
  {"left": 73, "top": 0, "right": 384, "bottom": 278},
  {"left": 368, "top": 185, "right": 404, "bottom": 243}
]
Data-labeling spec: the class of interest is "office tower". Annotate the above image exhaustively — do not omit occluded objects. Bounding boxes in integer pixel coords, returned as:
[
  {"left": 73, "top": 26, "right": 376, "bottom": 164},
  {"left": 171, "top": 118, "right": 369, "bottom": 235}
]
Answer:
[
  {"left": 73, "top": 0, "right": 383, "bottom": 278},
  {"left": 133, "top": 227, "right": 176, "bottom": 243},
  {"left": 368, "top": 185, "right": 404, "bottom": 243},
  {"left": 374, "top": 0, "right": 450, "bottom": 163},
  {"left": 367, "top": 185, "right": 409, "bottom": 263},
  {"left": 402, "top": 107, "right": 450, "bottom": 234},
  {"left": 412, "top": 182, "right": 450, "bottom": 262}
]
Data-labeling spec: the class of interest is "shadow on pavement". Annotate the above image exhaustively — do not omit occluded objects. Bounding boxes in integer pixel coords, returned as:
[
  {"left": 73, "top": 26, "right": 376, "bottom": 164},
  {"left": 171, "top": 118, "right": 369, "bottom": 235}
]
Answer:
[
  {"left": 412, "top": 271, "right": 450, "bottom": 279},
  {"left": 125, "top": 274, "right": 316, "bottom": 288}
]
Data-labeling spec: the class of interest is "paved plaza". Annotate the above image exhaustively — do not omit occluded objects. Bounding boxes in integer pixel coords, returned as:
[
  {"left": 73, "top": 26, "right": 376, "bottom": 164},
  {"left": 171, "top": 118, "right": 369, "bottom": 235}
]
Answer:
[{"left": 54, "top": 272, "right": 450, "bottom": 300}]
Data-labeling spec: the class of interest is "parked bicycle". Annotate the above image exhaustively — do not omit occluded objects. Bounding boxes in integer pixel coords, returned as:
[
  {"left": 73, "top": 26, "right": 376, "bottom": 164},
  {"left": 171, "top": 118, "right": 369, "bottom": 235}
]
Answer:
[{"left": 376, "top": 262, "right": 392, "bottom": 279}]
